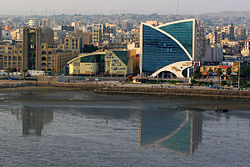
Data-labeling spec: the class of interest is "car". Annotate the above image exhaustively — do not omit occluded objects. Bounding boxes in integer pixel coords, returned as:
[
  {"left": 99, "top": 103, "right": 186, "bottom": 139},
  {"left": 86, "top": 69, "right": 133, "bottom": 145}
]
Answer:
[{"left": 95, "top": 78, "right": 101, "bottom": 81}]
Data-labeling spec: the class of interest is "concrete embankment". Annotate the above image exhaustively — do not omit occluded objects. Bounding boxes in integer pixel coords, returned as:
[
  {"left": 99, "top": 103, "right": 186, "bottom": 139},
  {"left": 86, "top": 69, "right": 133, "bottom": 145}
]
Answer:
[
  {"left": 37, "top": 81, "right": 250, "bottom": 99},
  {"left": 0, "top": 80, "right": 37, "bottom": 91},
  {"left": 1, "top": 79, "right": 250, "bottom": 99},
  {"left": 94, "top": 85, "right": 250, "bottom": 99}
]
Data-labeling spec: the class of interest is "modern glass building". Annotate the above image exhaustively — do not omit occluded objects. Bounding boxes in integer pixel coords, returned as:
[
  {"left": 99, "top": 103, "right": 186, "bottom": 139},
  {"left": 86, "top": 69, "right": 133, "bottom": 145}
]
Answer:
[{"left": 140, "top": 19, "right": 198, "bottom": 78}]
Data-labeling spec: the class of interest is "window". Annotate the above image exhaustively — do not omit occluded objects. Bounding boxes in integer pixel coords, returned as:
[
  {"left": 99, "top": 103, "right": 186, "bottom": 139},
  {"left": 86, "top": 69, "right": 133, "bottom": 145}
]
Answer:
[{"left": 42, "top": 51, "right": 46, "bottom": 55}]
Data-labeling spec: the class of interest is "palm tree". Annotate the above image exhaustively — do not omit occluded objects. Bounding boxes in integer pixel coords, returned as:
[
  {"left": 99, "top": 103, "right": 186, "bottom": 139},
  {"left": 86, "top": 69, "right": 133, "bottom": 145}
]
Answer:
[{"left": 22, "top": 69, "right": 28, "bottom": 79}]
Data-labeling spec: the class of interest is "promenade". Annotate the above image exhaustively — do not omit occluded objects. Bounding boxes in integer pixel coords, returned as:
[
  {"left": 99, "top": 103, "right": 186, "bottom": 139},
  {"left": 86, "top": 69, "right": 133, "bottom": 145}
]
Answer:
[{"left": 0, "top": 79, "right": 250, "bottom": 99}]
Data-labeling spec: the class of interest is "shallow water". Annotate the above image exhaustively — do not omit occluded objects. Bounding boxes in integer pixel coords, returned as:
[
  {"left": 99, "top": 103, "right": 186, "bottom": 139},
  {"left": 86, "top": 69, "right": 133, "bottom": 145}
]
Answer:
[{"left": 0, "top": 90, "right": 249, "bottom": 167}]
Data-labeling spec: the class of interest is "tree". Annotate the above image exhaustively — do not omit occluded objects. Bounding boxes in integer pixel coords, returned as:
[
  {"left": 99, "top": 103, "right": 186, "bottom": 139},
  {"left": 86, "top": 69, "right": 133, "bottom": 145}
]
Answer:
[
  {"left": 216, "top": 68, "right": 222, "bottom": 81},
  {"left": 240, "top": 64, "right": 250, "bottom": 80},
  {"left": 128, "top": 75, "right": 133, "bottom": 81},
  {"left": 216, "top": 68, "right": 222, "bottom": 76},
  {"left": 192, "top": 71, "right": 202, "bottom": 79},
  {"left": 226, "top": 67, "right": 232, "bottom": 76},
  {"left": 208, "top": 69, "right": 213, "bottom": 76},
  {"left": 6, "top": 68, "right": 15, "bottom": 76}
]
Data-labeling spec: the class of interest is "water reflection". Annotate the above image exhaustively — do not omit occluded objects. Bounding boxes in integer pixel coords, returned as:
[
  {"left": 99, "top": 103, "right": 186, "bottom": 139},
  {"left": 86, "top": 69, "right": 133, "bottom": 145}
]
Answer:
[
  {"left": 11, "top": 106, "right": 53, "bottom": 136},
  {"left": 138, "top": 110, "right": 202, "bottom": 156}
]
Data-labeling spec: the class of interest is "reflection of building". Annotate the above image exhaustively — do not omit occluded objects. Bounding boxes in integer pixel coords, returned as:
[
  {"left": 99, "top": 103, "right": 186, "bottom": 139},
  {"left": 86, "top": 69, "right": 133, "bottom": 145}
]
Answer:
[
  {"left": 140, "top": 19, "right": 201, "bottom": 78},
  {"left": 138, "top": 110, "right": 202, "bottom": 155},
  {"left": 10, "top": 105, "right": 53, "bottom": 136}
]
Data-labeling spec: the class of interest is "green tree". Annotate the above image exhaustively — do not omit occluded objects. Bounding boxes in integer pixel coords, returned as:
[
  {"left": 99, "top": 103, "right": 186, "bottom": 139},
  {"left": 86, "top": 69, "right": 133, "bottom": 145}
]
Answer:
[
  {"left": 208, "top": 68, "right": 213, "bottom": 76},
  {"left": 240, "top": 64, "right": 250, "bottom": 80},
  {"left": 216, "top": 68, "right": 222, "bottom": 76},
  {"left": 6, "top": 68, "right": 15, "bottom": 76},
  {"left": 216, "top": 68, "right": 222, "bottom": 80},
  {"left": 192, "top": 71, "right": 202, "bottom": 79},
  {"left": 226, "top": 67, "right": 232, "bottom": 76}
]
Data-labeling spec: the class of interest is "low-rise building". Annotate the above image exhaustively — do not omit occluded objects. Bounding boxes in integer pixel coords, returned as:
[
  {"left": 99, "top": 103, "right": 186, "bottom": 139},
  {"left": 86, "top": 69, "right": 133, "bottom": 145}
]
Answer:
[
  {"left": 68, "top": 50, "right": 132, "bottom": 76},
  {"left": 40, "top": 43, "right": 78, "bottom": 74},
  {"left": 200, "top": 62, "right": 239, "bottom": 76}
]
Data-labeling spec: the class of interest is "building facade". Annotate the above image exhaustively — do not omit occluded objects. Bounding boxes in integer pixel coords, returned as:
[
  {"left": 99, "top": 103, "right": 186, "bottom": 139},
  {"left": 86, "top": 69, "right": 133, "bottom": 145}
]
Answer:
[
  {"left": 64, "top": 36, "right": 82, "bottom": 52},
  {"left": 140, "top": 19, "right": 201, "bottom": 78},
  {"left": 0, "top": 41, "right": 23, "bottom": 71},
  {"left": 68, "top": 50, "right": 130, "bottom": 76}
]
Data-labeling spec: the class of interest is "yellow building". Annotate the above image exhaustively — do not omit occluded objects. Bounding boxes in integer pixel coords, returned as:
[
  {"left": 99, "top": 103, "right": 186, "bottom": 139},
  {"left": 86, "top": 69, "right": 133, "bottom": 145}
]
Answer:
[
  {"left": 200, "top": 62, "right": 239, "bottom": 76},
  {"left": 105, "top": 50, "right": 128, "bottom": 75},
  {"left": 1, "top": 41, "right": 23, "bottom": 71},
  {"left": 64, "top": 36, "right": 82, "bottom": 52},
  {"left": 0, "top": 41, "right": 77, "bottom": 74},
  {"left": 40, "top": 43, "right": 78, "bottom": 74},
  {"left": 68, "top": 50, "right": 130, "bottom": 76}
]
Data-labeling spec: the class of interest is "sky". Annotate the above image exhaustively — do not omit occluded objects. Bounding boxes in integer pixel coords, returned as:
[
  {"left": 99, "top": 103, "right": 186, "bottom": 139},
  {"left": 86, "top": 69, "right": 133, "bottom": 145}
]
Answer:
[{"left": 1, "top": 0, "right": 250, "bottom": 15}]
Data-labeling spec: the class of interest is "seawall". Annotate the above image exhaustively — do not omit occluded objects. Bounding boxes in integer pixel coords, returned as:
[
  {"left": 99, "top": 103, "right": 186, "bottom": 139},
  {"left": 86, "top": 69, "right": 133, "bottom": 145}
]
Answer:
[{"left": 1, "top": 80, "right": 250, "bottom": 99}]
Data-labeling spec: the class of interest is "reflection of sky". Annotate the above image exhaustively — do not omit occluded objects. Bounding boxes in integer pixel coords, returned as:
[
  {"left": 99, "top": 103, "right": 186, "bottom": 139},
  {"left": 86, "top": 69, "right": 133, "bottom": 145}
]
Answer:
[{"left": 139, "top": 110, "right": 202, "bottom": 155}]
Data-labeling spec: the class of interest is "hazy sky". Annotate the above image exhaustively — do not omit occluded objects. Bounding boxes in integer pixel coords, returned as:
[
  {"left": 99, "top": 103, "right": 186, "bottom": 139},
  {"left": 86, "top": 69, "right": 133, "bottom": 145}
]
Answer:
[{"left": 1, "top": 0, "right": 250, "bottom": 15}]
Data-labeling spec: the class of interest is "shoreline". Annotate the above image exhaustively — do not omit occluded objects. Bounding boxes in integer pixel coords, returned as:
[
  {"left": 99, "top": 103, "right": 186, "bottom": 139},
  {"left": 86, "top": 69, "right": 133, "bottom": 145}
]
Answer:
[{"left": 0, "top": 80, "right": 250, "bottom": 99}]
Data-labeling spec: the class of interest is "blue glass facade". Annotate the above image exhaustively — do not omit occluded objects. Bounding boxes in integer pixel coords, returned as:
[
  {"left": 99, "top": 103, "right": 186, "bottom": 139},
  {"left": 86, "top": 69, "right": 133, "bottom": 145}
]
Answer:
[
  {"left": 142, "top": 24, "right": 191, "bottom": 74},
  {"left": 159, "top": 21, "right": 193, "bottom": 56}
]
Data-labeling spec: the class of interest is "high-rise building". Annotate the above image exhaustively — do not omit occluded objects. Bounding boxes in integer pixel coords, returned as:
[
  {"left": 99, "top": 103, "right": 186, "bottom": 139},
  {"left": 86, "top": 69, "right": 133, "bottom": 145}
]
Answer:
[
  {"left": 229, "top": 24, "right": 234, "bottom": 41},
  {"left": 64, "top": 36, "right": 82, "bottom": 52},
  {"left": 23, "top": 27, "right": 54, "bottom": 70},
  {"left": 40, "top": 18, "right": 51, "bottom": 27},
  {"left": 92, "top": 28, "right": 102, "bottom": 47},
  {"left": 28, "top": 19, "right": 39, "bottom": 27},
  {"left": 140, "top": 19, "right": 202, "bottom": 78},
  {"left": 121, "top": 20, "right": 133, "bottom": 32},
  {"left": 23, "top": 27, "right": 42, "bottom": 70}
]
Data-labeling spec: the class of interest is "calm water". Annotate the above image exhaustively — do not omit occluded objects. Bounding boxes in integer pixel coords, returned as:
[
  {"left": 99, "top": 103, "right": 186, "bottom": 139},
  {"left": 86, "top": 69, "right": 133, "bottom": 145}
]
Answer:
[{"left": 0, "top": 90, "right": 250, "bottom": 167}]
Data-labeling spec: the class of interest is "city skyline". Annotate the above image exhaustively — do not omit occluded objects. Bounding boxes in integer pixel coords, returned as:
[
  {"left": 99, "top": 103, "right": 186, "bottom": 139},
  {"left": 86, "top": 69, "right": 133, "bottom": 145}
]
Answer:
[{"left": 1, "top": 0, "right": 250, "bottom": 15}]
